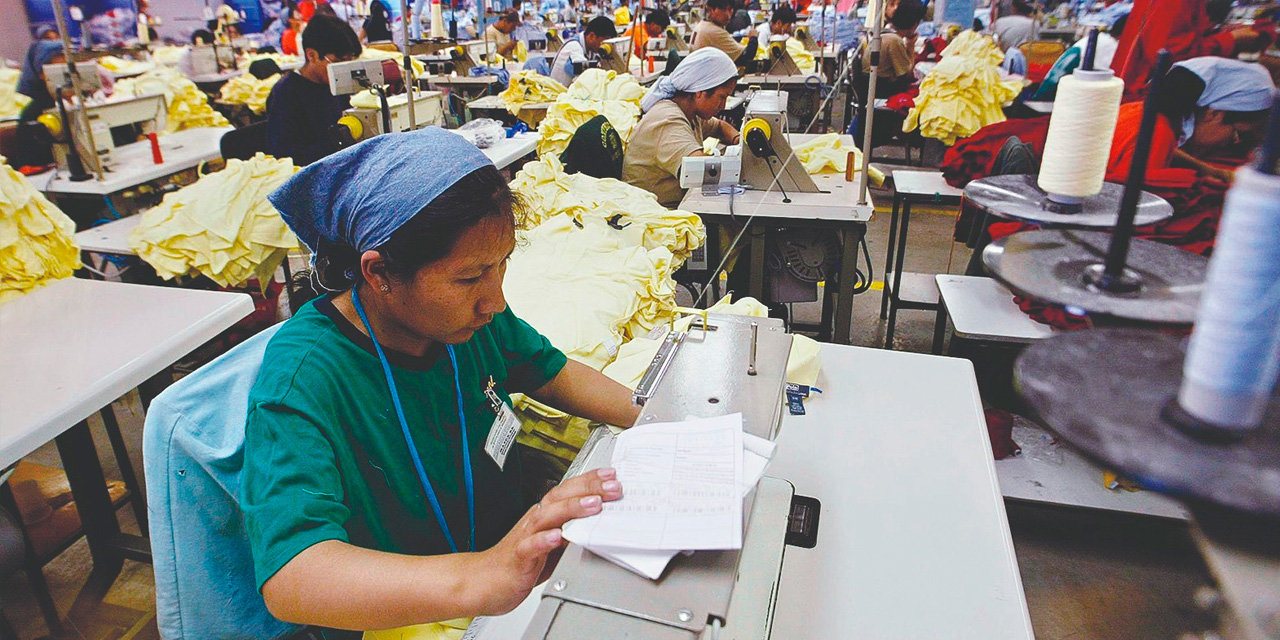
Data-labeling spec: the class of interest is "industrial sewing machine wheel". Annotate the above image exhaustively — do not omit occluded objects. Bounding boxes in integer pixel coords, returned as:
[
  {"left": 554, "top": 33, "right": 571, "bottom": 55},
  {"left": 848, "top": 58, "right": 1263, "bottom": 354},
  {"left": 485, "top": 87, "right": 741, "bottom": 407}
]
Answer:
[
  {"left": 982, "top": 229, "right": 1208, "bottom": 324},
  {"left": 964, "top": 174, "right": 1174, "bottom": 227}
]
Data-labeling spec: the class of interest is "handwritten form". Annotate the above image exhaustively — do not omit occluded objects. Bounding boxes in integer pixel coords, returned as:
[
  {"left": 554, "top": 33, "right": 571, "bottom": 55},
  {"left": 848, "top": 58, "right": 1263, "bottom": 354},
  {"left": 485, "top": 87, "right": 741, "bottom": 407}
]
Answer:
[{"left": 563, "top": 414, "right": 776, "bottom": 579}]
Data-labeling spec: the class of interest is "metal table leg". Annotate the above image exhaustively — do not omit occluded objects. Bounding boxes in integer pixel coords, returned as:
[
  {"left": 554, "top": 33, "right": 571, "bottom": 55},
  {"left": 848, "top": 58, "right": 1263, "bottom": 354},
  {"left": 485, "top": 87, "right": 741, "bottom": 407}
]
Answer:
[
  {"left": 880, "top": 192, "right": 901, "bottom": 319},
  {"left": 833, "top": 223, "right": 865, "bottom": 346},
  {"left": 884, "top": 199, "right": 913, "bottom": 349},
  {"left": 54, "top": 421, "right": 125, "bottom": 621}
]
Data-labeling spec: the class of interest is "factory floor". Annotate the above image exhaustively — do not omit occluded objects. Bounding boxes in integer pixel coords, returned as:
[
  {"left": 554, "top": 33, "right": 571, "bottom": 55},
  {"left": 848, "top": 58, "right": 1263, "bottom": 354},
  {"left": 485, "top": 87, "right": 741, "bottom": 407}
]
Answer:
[{"left": 2, "top": 169, "right": 1214, "bottom": 640}]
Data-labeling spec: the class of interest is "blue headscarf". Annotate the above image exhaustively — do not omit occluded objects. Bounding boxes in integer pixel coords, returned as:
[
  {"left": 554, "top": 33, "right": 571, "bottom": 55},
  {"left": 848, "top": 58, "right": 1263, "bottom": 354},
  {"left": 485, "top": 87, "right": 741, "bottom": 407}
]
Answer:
[
  {"left": 18, "top": 41, "right": 65, "bottom": 98},
  {"left": 268, "top": 127, "right": 494, "bottom": 253}
]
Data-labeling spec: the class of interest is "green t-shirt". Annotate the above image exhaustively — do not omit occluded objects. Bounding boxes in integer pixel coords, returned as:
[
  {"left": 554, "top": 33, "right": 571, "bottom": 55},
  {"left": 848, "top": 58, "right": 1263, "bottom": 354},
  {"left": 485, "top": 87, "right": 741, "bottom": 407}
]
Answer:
[{"left": 241, "top": 295, "right": 567, "bottom": 591}]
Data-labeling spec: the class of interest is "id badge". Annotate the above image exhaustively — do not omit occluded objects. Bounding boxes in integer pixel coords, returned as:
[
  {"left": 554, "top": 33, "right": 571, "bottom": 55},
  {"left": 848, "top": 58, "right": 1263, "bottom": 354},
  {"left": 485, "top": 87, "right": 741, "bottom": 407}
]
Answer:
[{"left": 484, "top": 402, "right": 521, "bottom": 470}]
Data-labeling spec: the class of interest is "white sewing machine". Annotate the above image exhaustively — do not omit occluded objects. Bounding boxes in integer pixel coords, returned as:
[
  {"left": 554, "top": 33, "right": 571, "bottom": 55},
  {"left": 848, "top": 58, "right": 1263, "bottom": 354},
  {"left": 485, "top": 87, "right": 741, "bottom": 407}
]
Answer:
[
  {"left": 758, "top": 36, "right": 805, "bottom": 76},
  {"left": 793, "top": 25, "right": 822, "bottom": 52},
  {"left": 596, "top": 36, "right": 633, "bottom": 74},
  {"left": 499, "top": 313, "right": 807, "bottom": 640},
  {"left": 186, "top": 44, "right": 238, "bottom": 77},
  {"left": 337, "top": 91, "right": 447, "bottom": 142},
  {"left": 679, "top": 91, "right": 820, "bottom": 195},
  {"left": 41, "top": 62, "right": 167, "bottom": 176}
]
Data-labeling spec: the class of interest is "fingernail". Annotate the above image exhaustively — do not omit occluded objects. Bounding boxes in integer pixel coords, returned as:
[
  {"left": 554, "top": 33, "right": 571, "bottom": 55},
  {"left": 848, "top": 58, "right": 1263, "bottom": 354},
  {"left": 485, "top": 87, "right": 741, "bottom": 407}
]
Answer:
[
  {"left": 596, "top": 468, "right": 616, "bottom": 480},
  {"left": 580, "top": 495, "right": 601, "bottom": 508},
  {"left": 544, "top": 530, "right": 562, "bottom": 545},
  {"left": 602, "top": 480, "right": 621, "bottom": 492}
]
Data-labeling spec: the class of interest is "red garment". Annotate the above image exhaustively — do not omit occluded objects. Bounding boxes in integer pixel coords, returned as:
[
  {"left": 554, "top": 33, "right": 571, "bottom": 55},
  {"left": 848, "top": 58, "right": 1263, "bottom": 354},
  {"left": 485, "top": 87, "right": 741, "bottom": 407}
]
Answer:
[
  {"left": 281, "top": 28, "right": 298, "bottom": 55},
  {"left": 1111, "top": 0, "right": 1235, "bottom": 95},
  {"left": 984, "top": 408, "right": 1021, "bottom": 460},
  {"left": 1106, "top": 101, "right": 1197, "bottom": 189},
  {"left": 885, "top": 86, "right": 918, "bottom": 115},
  {"left": 298, "top": 1, "right": 316, "bottom": 22},
  {"left": 940, "top": 116, "right": 1051, "bottom": 188}
]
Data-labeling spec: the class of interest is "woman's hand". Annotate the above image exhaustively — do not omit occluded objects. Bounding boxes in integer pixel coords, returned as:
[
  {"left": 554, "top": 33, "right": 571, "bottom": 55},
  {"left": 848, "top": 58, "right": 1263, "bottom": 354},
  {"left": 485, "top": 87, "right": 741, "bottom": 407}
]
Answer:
[
  {"left": 469, "top": 467, "right": 623, "bottom": 615},
  {"left": 1202, "top": 165, "right": 1235, "bottom": 186}
]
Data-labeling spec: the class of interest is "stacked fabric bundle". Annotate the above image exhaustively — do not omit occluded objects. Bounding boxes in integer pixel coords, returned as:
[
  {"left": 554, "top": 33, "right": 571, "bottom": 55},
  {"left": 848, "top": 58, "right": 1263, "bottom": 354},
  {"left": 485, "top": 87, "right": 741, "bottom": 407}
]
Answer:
[
  {"left": 241, "top": 53, "right": 301, "bottom": 69},
  {"left": 218, "top": 73, "right": 281, "bottom": 114},
  {"left": 536, "top": 69, "right": 644, "bottom": 157},
  {"left": 510, "top": 155, "right": 705, "bottom": 263},
  {"left": 903, "top": 30, "right": 1023, "bottom": 146},
  {"left": 755, "top": 38, "right": 817, "bottom": 74},
  {"left": 152, "top": 46, "right": 188, "bottom": 67},
  {"left": 0, "top": 68, "right": 31, "bottom": 119},
  {"left": 113, "top": 68, "right": 231, "bottom": 132},
  {"left": 96, "top": 56, "right": 155, "bottom": 76},
  {"left": 791, "top": 133, "right": 886, "bottom": 185},
  {"left": 129, "top": 154, "right": 299, "bottom": 288},
  {"left": 498, "top": 70, "right": 566, "bottom": 113},
  {"left": 0, "top": 158, "right": 80, "bottom": 303}
]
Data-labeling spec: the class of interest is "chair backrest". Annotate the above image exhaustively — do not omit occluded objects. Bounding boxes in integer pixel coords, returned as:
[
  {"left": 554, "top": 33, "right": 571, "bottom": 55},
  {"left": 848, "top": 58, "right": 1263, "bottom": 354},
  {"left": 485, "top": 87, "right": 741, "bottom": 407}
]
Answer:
[
  {"left": 220, "top": 122, "right": 269, "bottom": 162},
  {"left": 143, "top": 324, "right": 297, "bottom": 640},
  {"left": 1018, "top": 40, "right": 1066, "bottom": 68}
]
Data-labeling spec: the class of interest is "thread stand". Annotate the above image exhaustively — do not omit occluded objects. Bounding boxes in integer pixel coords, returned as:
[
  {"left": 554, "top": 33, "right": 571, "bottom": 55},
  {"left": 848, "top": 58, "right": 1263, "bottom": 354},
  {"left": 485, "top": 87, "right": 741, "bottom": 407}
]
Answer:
[{"left": 964, "top": 174, "right": 1173, "bottom": 227}]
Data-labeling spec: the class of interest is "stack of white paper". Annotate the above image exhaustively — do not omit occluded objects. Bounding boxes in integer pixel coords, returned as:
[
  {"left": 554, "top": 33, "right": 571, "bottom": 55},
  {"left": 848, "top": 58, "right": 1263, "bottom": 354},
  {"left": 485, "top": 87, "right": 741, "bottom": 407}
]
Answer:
[{"left": 562, "top": 413, "right": 777, "bottom": 579}]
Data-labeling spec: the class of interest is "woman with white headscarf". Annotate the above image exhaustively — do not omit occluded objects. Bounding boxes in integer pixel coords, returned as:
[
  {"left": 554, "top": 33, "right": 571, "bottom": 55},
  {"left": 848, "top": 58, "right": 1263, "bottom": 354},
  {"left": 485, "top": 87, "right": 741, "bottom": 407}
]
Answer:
[{"left": 623, "top": 47, "right": 741, "bottom": 207}]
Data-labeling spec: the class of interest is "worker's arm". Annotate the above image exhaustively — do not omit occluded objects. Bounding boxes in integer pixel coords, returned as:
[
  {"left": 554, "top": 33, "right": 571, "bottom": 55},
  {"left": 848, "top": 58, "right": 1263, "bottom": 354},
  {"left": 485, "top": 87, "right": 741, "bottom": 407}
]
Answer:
[
  {"left": 709, "top": 117, "right": 740, "bottom": 145},
  {"left": 261, "top": 468, "right": 624, "bottom": 629},
  {"left": 497, "top": 36, "right": 519, "bottom": 57},
  {"left": 1173, "top": 148, "right": 1235, "bottom": 184},
  {"left": 529, "top": 359, "right": 643, "bottom": 427}
]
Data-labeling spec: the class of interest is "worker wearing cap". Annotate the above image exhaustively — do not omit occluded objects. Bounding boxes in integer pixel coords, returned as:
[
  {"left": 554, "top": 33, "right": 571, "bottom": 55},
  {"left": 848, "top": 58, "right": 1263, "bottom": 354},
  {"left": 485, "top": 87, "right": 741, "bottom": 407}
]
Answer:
[
  {"left": 623, "top": 47, "right": 742, "bottom": 206},
  {"left": 265, "top": 15, "right": 361, "bottom": 166},
  {"left": 242, "top": 127, "right": 638, "bottom": 637},
  {"left": 549, "top": 15, "right": 617, "bottom": 86}
]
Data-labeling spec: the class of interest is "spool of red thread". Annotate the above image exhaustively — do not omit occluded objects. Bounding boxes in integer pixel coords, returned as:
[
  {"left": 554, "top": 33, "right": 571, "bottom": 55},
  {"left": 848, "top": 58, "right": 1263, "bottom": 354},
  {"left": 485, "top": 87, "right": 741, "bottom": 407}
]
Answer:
[{"left": 149, "top": 132, "right": 163, "bottom": 164}]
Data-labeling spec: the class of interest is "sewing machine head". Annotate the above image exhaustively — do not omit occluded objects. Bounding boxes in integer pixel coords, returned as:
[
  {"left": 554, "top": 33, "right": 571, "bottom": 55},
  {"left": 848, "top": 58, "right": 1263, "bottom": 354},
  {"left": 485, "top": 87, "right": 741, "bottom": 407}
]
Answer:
[
  {"left": 327, "top": 58, "right": 392, "bottom": 96},
  {"left": 597, "top": 36, "right": 632, "bottom": 73},
  {"left": 43, "top": 61, "right": 101, "bottom": 95},
  {"left": 737, "top": 91, "right": 821, "bottom": 194},
  {"left": 336, "top": 91, "right": 447, "bottom": 142}
]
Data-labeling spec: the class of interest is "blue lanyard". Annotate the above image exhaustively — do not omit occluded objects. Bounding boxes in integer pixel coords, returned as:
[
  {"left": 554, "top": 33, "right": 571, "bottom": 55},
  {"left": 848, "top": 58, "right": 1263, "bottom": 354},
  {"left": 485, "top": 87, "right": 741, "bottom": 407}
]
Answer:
[{"left": 350, "top": 287, "right": 475, "bottom": 554}]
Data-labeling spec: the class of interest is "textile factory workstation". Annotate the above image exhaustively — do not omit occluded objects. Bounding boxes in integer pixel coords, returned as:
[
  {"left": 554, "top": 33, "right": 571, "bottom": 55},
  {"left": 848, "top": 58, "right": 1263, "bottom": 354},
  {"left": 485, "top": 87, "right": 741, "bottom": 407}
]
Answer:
[{"left": 0, "top": 0, "right": 1278, "bottom": 639}]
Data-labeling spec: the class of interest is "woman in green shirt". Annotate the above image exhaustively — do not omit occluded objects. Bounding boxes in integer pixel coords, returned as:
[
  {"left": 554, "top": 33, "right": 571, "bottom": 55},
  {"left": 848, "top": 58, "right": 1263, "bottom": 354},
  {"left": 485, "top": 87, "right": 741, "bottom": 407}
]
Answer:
[{"left": 243, "top": 127, "right": 639, "bottom": 636}]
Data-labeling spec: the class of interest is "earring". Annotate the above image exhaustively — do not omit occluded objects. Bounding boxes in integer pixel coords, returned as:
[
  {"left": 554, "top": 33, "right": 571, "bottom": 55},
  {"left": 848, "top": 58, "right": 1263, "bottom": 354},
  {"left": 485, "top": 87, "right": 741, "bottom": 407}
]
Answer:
[{"left": 379, "top": 284, "right": 390, "bottom": 293}]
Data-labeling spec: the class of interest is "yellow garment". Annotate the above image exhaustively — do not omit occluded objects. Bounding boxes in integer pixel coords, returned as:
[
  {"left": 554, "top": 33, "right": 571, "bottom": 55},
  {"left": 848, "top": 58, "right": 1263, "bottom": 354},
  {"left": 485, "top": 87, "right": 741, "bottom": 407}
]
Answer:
[
  {"left": 499, "top": 70, "right": 566, "bottom": 114},
  {"left": 217, "top": 73, "right": 281, "bottom": 114},
  {"left": 0, "top": 68, "right": 32, "bottom": 119},
  {"left": 96, "top": 56, "right": 155, "bottom": 76},
  {"left": 791, "top": 133, "right": 885, "bottom": 186},
  {"left": 113, "top": 68, "right": 232, "bottom": 132},
  {"left": 152, "top": 46, "right": 189, "bottom": 67},
  {"left": 536, "top": 69, "right": 644, "bottom": 157},
  {"left": 241, "top": 53, "right": 301, "bottom": 69},
  {"left": 757, "top": 38, "right": 816, "bottom": 75},
  {"left": 129, "top": 154, "right": 299, "bottom": 288},
  {"left": 510, "top": 155, "right": 706, "bottom": 264},
  {"left": 362, "top": 619, "right": 472, "bottom": 640},
  {"left": 0, "top": 157, "right": 80, "bottom": 303},
  {"left": 903, "top": 31, "right": 1022, "bottom": 146},
  {"left": 360, "top": 47, "right": 427, "bottom": 77}
]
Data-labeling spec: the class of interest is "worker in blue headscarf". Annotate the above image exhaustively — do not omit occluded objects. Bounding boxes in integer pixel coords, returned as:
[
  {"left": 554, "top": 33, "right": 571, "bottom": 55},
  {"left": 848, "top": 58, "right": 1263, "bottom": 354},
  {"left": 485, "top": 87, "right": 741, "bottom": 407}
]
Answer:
[
  {"left": 241, "top": 127, "right": 638, "bottom": 636},
  {"left": 11, "top": 40, "right": 66, "bottom": 169}
]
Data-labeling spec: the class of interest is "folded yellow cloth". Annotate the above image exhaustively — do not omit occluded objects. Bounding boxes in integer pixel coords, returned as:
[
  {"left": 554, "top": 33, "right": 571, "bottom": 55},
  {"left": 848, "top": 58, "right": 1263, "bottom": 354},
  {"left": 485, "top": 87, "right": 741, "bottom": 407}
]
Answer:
[
  {"left": 129, "top": 154, "right": 299, "bottom": 288},
  {"left": 510, "top": 155, "right": 706, "bottom": 264},
  {"left": 0, "top": 68, "right": 32, "bottom": 119},
  {"left": 113, "top": 68, "right": 231, "bottom": 133},
  {"left": 362, "top": 618, "right": 472, "bottom": 640},
  {"left": 359, "top": 48, "right": 426, "bottom": 77},
  {"left": 152, "top": 46, "right": 188, "bottom": 67},
  {"left": 499, "top": 70, "right": 566, "bottom": 114},
  {"left": 241, "top": 53, "right": 301, "bottom": 69},
  {"left": 903, "top": 31, "right": 1022, "bottom": 146},
  {"left": 218, "top": 73, "right": 281, "bottom": 114},
  {"left": 757, "top": 38, "right": 816, "bottom": 75},
  {"left": 536, "top": 69, "right": 644, "bottom": 157},
  {"left": 791, "top": 133, "right": 885, "bottom": 186},
  {"left": 0, "top": 158, "right": 80, "bottom": 303},
  {"left": 96, "top": 56, "right": 155, "bottom": 76}
]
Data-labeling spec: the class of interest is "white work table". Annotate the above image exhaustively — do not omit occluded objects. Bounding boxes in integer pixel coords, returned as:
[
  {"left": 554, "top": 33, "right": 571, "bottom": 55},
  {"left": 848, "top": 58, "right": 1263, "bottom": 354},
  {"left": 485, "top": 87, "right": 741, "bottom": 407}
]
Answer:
[
  {"left": 186, "top": 68, "right": 245, "bottom": 84},
  {"left": 478, "top": 343, "right": 1034, "bottom": 639},
  {"left": 41, "top": 127, "right": 231, "bottom": 197},
  {"left": 480, "top": 132, "right": 539, "bottom": 170},
  {"left": 935, "top": 275, "right": 1054, "bottom": 344},
  {"left": 75, "top": 215, "right": 141, "bottom": 256},
  {"left": 0, "top": 277, "right": 253, "bottom": 469}
]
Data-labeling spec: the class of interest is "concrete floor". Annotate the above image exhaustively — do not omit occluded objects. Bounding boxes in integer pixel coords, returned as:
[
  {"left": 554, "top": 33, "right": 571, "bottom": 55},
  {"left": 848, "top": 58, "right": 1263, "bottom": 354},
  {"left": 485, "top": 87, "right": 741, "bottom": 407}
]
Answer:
[{"left": 2, "top": 169, "right": 1217, "bottom": 640}]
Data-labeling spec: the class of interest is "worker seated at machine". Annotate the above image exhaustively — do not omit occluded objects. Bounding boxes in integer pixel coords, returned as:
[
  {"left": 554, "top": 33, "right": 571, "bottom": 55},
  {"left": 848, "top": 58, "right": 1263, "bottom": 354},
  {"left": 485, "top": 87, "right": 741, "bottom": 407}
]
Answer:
[
  {"left": 548, "top": 16, "right": 617, "bottom": 86},
  {"left": 622, "top": 47, "right": 741, "bottom": 207},
  {"left": 755, "top": 5, "right": 797, "bottom": 55},
  {"left": 623, "top": 8, "right": 672, "bottom": 59},
  {"left": 692, "top": 0, "right": 758, "bottom": 66},
  {"left": 265, "top": 14, "right": 362, "bottom": 166},
  {"left": 857, "top": 0, "right": 924, "bottom": 99},
  {"left": 486, "top": 10, "right": 522, "bottom": 59},
  {"left": 10, "top": 40, "right": 66, "bottom": 170}
]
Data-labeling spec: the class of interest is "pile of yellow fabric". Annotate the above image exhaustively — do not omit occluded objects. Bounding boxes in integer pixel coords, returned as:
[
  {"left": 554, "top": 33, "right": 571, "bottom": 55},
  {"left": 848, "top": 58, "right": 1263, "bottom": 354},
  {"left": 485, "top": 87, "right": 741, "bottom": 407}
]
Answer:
[
  {"left": 129, "top": 154, "right": 299, "bottom": 288},
  {"left": 218, "top": 73, "right": 281, "bottom": 114},
  {"left": 791, "top": 133, "right": 885, "bottom": 186},
  {"left": 113, "top": 68, "right": 231, "bottom": 132},
  {"left": 498, "top": 70, "right": 565, "bottom": 113},
  {"left": 241, "top": 53, "right": 301, "bottom": 69},
  {"left": 152, "top": 46, "right": 188, "bottom": 67},
  {"left": 903, "top": 31, "right": 1022, "bottom": 145},
  {"left": 755, "top": 38, "right": 816, "bottom": 74},
  {"left": 359, "top": 47, "right": 427, "bottom": 77},
  {"left": 510, "top": 155, "right": 705, "bottom": 263},
  {"left": 536, "top": 69, "right": 644, "bottom": 157},
  {"left": 0, "top": 68, "right": 31, "bottom": 119},
  {"left": 96, "top": 56, "right": 155, "bottom": 76},
  {"left": 0, "top": 158, "right": 80, "bottom": 303}
]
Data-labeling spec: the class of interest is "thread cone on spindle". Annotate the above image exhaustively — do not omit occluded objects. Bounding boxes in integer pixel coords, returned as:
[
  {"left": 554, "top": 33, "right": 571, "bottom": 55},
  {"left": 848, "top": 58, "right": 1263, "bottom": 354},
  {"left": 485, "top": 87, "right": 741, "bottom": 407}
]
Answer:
[
  {"left": 1037, "top": 70, "right": 1124, "bottom": 200},
  {"left": 430, "top": 0, "right": 447, "bottom": 38}
]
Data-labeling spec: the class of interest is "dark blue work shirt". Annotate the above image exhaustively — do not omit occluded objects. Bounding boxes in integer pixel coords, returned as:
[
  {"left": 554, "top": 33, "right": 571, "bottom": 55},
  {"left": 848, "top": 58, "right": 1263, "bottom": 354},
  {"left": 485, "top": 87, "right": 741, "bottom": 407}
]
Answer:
[{"left": 264, "top": 71, "right": 351, "bottom": 166}]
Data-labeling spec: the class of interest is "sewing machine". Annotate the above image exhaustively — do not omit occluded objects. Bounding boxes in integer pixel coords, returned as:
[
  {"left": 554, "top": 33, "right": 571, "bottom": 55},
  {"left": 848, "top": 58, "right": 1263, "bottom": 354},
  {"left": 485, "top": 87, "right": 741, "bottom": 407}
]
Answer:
[
  {"left": 186, "top": 44, "right": 238, "bottom": 77},
  {"left": 666, "top": 26, "right": 691, "bottom": 53},
  {"left": 41, "top": 63, "right": 167, "bottom": 176},
  {"left": 417, "top": 42, "right": 486, "bottom": 76},
  {"left": 596, "top": 36, "right": 632, "bottom": 74},
  {"left": 758, "top": 37, "right": 805, "bottom": 76},
  {"left": 336, "top": 91, "right": 446, "bottom": 142},
  {"left": 793, "top": 25, "right": 822, "bottom": 52},
  {"left": 518, "top": 313, "right": 809, "bottom": 640},
  {"left": 738, "top": 91, "right": 821, "bottom": 193}
]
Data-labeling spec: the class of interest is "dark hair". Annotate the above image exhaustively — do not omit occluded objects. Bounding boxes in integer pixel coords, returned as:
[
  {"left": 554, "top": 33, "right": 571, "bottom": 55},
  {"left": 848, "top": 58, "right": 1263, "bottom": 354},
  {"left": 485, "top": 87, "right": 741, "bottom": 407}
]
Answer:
[
  {"left": 1160, "top": 66, "right": 1208, "bottom": 124},
  {"left": 303, "top": 14, "right": 362, "bottom": 59},
  {"left": 500, "top": 9, "right": 520, "bottom": 23},
  {"left": 890, "top": 0, "right": 925, "bottom": 30},
  {"left": 314, "top": 3, "right": 337, "bottom": 17},
  {"left": 706, "top": 0, "right": 734, "bottom": 12},
  {"left": 192, "top": 28, "right": 215, "bottom": 44},
  {"left": 1206, "top": 0, "right": 1232, "bottom": 24},
  {"left": 646, "top": 8, "right": 671, "bottom": 28},
  {"left": 1012, "top": 0, "right": 1033, "bottom": 15},
  {"left": 313, "top": 165, "right": 525, "bottom": 291},
  {"left": 770, "top": 5, "right": 797, "bottom": 25},
  {"left": 585, "top": 15, "right": 618, "bottom": 38},
  {"left": 672, "top": 74, "right": 738, "bottom": 99},
  {"left": 1109, "top": 13, "right": 1127, "bottom": 38}
]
